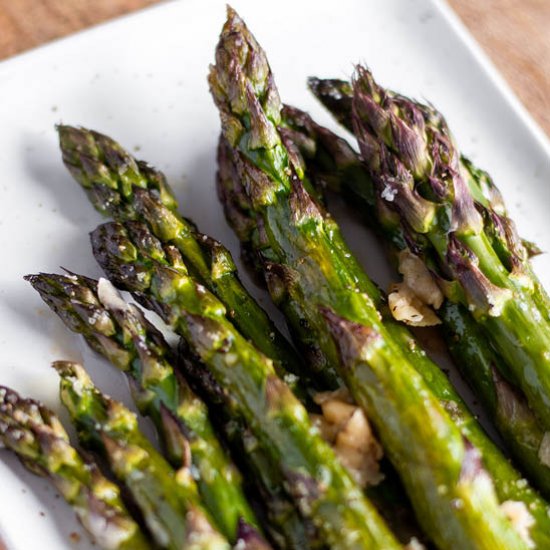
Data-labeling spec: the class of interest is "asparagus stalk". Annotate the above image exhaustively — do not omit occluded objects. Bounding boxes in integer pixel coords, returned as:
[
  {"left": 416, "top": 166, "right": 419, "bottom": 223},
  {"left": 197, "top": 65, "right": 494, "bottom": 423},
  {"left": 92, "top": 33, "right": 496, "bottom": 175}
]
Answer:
[
  {"left": 57, "top": 125, "right": 305, "bottom": 387},
  {"left": 0, "top": 385, "right": 151, "bottom": 550},
  {"left": 215, "top": 134, "right": 342, "bottom": 390},
  {"left": 219, "top": 121, "right": 550, "bottom": 544},
  {"left": 90, "top": 219, "right": 402, "bottom": 550},
  {"left": 217, "top": 134, "right": 428, "bottom": 546},
  {"left": 53, "top": 360, "right": 230, "bottom": 550},
  {"left": 25, "top": 271, "right": 261, "bottom": 542},
  {"left": 280, "top": 103, "right": 550, "bottom": 499},
  {"left": 176, "top": 339, "right": 322, "bottom": 550},
  {"left": 440, "top": 301, "right": 550, "bottom": 495},
  {"left": 217, "top": 121, "right": 542, "bottom": 550},
  {"left": 61, "top": 126, "right": 414, "bottom": 545},
  {"left": 208, "top": 7, "right": 540, "bottom": 549},
  {"left": 318, "top": 68, "right": 550, "bottom": 434}
]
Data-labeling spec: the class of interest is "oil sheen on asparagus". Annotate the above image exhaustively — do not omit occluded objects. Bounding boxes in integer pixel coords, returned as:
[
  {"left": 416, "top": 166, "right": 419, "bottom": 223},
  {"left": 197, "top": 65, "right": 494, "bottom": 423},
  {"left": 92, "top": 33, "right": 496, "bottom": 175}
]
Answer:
[{"left": 208, "top": 7, "right": 543, "bottom": 549}]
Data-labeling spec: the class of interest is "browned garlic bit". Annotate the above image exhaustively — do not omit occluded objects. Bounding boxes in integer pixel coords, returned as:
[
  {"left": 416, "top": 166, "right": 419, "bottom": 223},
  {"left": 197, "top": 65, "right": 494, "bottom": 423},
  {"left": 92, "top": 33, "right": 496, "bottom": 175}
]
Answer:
[
  {"left": 310, "top": 389, "right": 384, "bottom": 487},
  {"left": 500, "top": 500, "right": 535, "bottom": 548},
  {"left": 388, "top": 249, "right": 444, "bottom": 327},
  {"left": 388, "top": 283, "right": 441, "bottom": 327}
]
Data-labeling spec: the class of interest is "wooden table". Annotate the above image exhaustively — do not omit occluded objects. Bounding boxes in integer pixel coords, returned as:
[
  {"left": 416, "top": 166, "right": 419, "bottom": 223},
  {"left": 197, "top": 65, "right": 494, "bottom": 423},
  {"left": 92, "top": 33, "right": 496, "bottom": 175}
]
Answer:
[
  {"left": 0, "top": 0, "right": 548, "bottom": 136},
  {"left": 0, "top": 1, "right": 548, "bottom": 548}
]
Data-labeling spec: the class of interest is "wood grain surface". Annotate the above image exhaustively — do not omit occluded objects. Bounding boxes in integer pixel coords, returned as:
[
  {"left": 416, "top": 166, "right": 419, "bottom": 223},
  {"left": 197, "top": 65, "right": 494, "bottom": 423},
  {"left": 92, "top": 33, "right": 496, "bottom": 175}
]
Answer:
[
  {"left": 448, "top": 0, "right": 550, "bottom": 136},
  {"left": 0, "top": 0, "right": 159, "bottom": 58}
]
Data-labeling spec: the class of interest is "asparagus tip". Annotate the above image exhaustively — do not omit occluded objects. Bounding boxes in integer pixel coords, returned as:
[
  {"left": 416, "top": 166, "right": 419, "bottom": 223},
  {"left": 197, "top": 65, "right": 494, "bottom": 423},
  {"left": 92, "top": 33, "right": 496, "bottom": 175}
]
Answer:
[{"left": 52, "top": 360, "right": 89, "bottom": 382}]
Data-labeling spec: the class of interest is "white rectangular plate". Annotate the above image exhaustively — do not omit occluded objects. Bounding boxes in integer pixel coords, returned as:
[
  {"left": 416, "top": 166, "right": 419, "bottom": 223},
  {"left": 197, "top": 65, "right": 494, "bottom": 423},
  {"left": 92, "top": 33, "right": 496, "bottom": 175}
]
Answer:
[{"left": 1, "top": 0, "right": 549, "bottom": 547}]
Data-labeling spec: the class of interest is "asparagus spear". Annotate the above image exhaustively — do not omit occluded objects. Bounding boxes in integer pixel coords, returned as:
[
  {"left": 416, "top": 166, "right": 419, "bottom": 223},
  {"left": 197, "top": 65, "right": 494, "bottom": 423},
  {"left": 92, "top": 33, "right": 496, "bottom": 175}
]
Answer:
[
  {"left": 0, "top": 385, "right": 151, "bottom": 550},
  {"left": 26, "top": 272, "right": 260, "bottom": 541},
  {"left": 219, "top": 121, "right": 550, "bottom": 545},
  {"left": 56, "top": 126, "right": 315, "bottom": 546},
  {"left": 53, "top": 360, "right": 230, "bottom": 550},
  {"left": 57, "top": 124, "right": 418, "bottom": 544},
  {"left": 176, "top": 338, "right": 322, "bottom": 550},
  {"left": 279, "top": 104, "right": 550, "bottom": 499},
  {"left": 440, "top": 301, "right": 550, "bottom": 496},
  {"left": 306, "top": 78, "right": 544, "bottom": 270},
  {"left": 318, "top": 68, "right": 550, "bottom": 434},
  {"left": 217, "top": 123, "right": 539, "bottom": 550},
  {"left": 215, "top": 133, "right": 342, "bottom": 390},
  {"left": 90, "top": 219, "right": 402, "bottom": 550},
  {"left": 57, "top": 125, "right": 304, "bottom": 386},
  {"left": 218, "top": 133, "right": 428, "bottom": 546},
  {"left": 208, "top": 7, "right": 539, "bottom": 549}
]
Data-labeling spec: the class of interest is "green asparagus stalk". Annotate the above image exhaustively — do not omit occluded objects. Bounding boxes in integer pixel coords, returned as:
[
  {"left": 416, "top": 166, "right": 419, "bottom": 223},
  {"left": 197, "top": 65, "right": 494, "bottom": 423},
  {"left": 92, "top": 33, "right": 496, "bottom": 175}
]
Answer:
[
  {"left": 218, "top": 134, "right": 427, "bottom": 547},
  {"left": 0, "top": 385, "right": 151, "bottom": 550},
  {"left": 208, "top": 7, "right": 541, "bottom": 549},
  {"left": 57, "top": 125, "right": 305, "bottom": 387},
  {"left": 218, "top": 120, "right": 549, "bottom": 549},
  {"left": 90, "top": 219, "right": 402, "bottom": 550},
  {"left": 215, "top": 134, "right": 342, "bottom": 390},
  {"left": 25, "top": 271, "right": 261, "bottom": 542},
  {"left": 219, "top": 123, "right": 550, "bottom": 544},
  {"left": 53, "top": 360, "right": 230, "bottom": 550},
  {"left": 325, "top": 68, "right": 550, "bottom": 434},
  {"left": 280, "top": 103, "right": 550, "bottom": 499},
  {"left": 176, "top": 338, "right": 321, "bottom": 550},
  {"left": 440, "top": 301, "right": 550, "bottom": 495}
]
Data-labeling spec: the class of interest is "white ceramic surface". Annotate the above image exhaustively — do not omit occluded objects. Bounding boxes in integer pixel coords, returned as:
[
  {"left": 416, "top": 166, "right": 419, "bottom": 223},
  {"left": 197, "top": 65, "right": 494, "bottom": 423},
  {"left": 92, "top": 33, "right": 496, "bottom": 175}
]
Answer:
[{"left": 1, "top": 0, "right": 549, "bottom": 547}]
